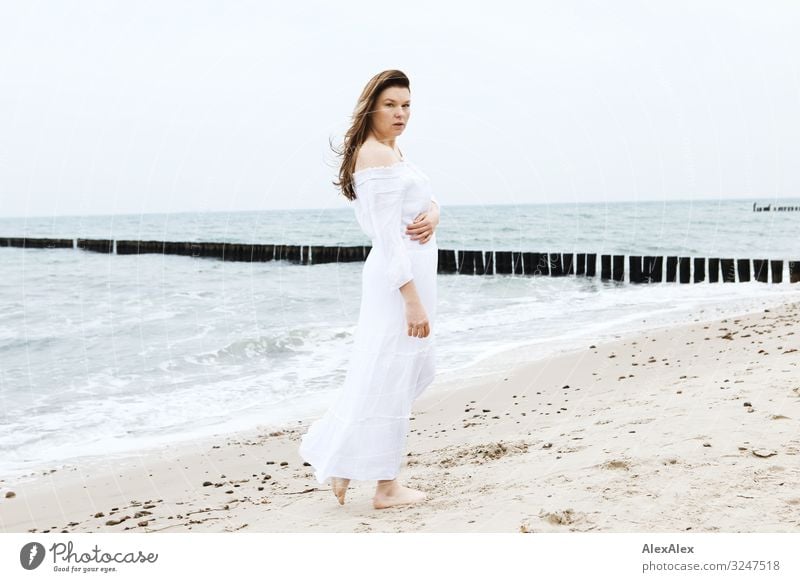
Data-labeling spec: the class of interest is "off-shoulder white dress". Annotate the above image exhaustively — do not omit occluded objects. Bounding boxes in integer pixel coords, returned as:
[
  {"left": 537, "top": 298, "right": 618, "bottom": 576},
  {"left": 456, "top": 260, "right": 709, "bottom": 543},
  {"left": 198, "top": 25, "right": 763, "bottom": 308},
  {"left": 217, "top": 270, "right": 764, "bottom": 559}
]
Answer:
[{"left": 298, "top": 157, "right": 439, "bottom": 483}]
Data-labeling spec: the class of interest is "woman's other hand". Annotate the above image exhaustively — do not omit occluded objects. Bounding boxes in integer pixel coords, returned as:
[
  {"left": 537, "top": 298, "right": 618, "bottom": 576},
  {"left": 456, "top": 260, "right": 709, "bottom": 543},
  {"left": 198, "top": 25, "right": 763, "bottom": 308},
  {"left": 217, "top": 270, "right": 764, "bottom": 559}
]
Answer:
[{"left": 405, "top": 203, "right": 440, "bottom": 244}]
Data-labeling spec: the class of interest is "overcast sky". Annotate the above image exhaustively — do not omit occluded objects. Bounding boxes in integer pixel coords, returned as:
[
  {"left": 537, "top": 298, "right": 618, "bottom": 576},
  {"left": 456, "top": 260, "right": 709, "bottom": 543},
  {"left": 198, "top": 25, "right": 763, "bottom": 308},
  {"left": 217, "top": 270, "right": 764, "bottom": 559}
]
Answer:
[{"left": 1, "top": 0, "right": 798, "bottom": 218}]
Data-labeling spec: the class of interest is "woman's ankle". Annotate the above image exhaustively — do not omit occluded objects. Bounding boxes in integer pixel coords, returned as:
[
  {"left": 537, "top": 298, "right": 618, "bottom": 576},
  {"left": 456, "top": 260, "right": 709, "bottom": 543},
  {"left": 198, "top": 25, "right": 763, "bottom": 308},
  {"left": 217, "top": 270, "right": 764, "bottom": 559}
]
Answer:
[{"left": 375, "top": 479, "right": 398, "bottom": 493}]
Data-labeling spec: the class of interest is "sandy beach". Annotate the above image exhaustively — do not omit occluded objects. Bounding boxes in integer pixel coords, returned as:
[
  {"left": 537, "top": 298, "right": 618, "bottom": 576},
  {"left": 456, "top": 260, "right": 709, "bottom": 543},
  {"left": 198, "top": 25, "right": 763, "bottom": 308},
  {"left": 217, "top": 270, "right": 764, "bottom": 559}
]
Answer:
[{"left": 1, "top": 299, "right": 798, "bottom": 533}]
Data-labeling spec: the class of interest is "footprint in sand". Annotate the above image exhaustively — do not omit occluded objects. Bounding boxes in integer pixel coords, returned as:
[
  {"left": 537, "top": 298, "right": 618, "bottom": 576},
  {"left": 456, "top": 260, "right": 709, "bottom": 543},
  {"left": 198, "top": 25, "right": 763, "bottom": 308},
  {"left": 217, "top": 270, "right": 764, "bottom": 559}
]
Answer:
[
  {"left": 433, "top": 440, "right": 531, "bottom": 468},
  {"left": 602, "top": 459, "right": 631, "bottom": 470},
  {"left": 538, "top": 508, "right": 586, "bottom": 526}
]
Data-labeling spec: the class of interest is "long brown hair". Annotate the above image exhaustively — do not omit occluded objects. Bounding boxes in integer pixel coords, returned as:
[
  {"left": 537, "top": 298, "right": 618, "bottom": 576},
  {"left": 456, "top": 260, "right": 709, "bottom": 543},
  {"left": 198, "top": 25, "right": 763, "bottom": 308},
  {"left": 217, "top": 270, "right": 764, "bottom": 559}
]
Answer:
[{"left": 331, "top": 70, "right": 410, "bottom": 202}]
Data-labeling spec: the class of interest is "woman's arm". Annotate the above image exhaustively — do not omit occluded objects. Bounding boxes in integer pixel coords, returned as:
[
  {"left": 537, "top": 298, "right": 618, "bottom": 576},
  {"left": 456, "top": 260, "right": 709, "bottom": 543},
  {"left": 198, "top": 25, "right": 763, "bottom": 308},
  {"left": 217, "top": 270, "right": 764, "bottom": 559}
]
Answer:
[
  {"left": 364, "top": 174, "right": 428, "bottom": 331},
  {"left": 364, "top": 175, "right": 416, "bottom": 291}
]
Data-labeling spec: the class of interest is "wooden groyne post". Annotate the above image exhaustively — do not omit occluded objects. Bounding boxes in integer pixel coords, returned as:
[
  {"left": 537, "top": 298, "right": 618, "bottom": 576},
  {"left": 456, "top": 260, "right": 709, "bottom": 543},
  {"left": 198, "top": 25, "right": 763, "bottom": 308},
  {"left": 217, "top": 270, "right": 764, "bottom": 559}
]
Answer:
[{"left": 2, "top": 237, "right": 798, "bottom": 284}]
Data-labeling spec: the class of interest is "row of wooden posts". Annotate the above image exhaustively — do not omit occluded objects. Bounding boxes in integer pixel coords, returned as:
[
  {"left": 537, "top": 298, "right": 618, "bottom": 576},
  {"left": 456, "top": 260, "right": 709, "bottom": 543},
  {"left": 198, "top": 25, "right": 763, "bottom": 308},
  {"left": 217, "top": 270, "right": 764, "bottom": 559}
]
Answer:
[{"left": 3, "top": 236, "right": 799, "bottom": 284}]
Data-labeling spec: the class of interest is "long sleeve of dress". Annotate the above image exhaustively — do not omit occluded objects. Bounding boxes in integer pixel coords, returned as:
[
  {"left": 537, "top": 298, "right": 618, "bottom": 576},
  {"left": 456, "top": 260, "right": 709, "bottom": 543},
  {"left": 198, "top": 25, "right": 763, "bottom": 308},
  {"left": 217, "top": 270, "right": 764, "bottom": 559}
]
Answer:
[{"left": 363, "top": 174, "right": 414, "bottom": 292}]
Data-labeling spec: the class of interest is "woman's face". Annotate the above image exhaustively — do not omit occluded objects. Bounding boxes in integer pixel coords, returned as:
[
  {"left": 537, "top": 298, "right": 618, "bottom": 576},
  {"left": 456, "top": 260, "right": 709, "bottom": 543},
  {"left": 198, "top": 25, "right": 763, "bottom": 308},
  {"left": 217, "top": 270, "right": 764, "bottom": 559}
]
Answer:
[{"left": 371, "top": 86, "right": 410, "bottom": 137}]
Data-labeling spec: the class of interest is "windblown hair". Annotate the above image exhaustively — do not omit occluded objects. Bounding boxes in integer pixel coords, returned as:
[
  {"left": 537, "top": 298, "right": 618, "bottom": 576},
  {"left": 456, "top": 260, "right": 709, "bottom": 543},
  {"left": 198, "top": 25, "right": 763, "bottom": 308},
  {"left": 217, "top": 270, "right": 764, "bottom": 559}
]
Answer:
[{"left": 331, "top": 70, "right": 410, "bottom": 202}]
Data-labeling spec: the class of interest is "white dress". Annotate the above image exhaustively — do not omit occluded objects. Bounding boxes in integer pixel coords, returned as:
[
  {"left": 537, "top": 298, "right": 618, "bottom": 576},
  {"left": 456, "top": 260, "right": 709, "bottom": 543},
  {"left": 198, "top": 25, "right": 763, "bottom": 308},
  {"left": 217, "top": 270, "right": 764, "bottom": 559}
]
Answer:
[{"left": 298, "top": 157, "right": 439, "bottom": 484}]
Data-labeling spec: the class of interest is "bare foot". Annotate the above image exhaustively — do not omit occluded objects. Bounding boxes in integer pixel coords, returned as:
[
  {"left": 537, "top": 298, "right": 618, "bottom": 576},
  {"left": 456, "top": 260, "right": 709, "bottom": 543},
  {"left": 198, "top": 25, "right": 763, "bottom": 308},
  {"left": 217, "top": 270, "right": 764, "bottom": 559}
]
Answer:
[
  {"left": 373, "top": 481, "right": 427, "bottom": 509},
  {"left": 332, "top": 477, "right": 350, "bottom": 505}
]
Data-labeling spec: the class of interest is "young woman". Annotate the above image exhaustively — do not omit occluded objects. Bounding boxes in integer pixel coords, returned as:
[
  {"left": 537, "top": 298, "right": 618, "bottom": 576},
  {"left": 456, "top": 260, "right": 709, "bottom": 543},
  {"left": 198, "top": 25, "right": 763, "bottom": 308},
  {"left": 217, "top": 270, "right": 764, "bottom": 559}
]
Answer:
[{"left": 298, "top": 70, "right": 441, "bottom": 509}]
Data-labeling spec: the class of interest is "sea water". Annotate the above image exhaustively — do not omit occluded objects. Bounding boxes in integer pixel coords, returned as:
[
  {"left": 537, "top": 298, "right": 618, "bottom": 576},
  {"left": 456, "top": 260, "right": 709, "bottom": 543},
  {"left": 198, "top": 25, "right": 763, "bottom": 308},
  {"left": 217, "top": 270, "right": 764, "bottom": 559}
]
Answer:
[{"left": 0, "top": 198, "right": 798, "bottom": 482}]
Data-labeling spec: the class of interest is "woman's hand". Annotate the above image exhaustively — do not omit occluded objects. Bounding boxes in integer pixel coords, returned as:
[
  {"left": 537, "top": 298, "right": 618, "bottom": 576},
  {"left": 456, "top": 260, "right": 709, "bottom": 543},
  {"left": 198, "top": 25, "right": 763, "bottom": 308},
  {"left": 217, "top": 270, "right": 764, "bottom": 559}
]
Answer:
[
  {"left": 404, "top": 299, "right": 430, "bottom": 338},
  {"left": 405, "top": 201, "right": 440, "bottom": 244}
]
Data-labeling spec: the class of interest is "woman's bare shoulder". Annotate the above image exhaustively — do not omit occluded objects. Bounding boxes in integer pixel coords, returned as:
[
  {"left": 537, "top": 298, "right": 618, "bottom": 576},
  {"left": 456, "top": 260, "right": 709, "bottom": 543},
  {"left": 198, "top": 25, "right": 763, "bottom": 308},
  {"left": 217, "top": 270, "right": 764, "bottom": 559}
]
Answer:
[{"left": 355, "top": 142, "right": 401, "bottom": 173}]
